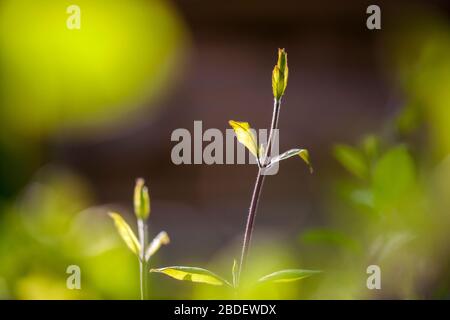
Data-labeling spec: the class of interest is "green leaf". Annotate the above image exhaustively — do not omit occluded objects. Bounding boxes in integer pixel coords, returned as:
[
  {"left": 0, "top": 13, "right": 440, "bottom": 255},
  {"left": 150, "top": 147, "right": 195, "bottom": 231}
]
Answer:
[
  {"left": 373, "top": 146, "right": 415, "bottom": 210},
  {"left": 108, "top": 212, "right": 140, "bottom": 256},
  {"left": 258, "top": 269, "right": 321, "bottom": 284},
  {"left": 269, "top": 148, "right": 312, "bottom": 173},
  {"left": 151, "top": 266, "right": 231, "bottom": 286},
  {"left": 229, "top": 120, "right": 259, "bottom": 159},
  {"left": 134, "top": 178, "right": 150, "bottom": 220},
  {"left": 334, "top": 144, "right": 368, "bottom": 179},
  {"left": 145, "top": 231, "right": 170, "bottom": 261},
  {"left": 232, "top": 259, "right": 238, "bottom": 288}
]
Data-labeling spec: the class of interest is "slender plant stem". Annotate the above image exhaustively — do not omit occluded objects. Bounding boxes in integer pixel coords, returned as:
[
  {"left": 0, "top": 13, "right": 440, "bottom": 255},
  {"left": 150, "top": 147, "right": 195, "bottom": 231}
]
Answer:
[
  {"left": 238, "top": 98, "right": 282, "bottom": 285},
  {"left": 263, "top": 98, "right": 281, "bottom": 166},
  {"left": 237, "top": 168, "right": 265, "bottom": 284},
  {"left": 138, "top": 219, "right": 148, "bottom": 300}
]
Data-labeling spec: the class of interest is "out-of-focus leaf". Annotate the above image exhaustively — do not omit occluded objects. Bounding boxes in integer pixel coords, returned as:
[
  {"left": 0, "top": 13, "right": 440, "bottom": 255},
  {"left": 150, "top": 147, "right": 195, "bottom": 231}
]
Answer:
[
  {"left": 108, "top": 212, "right": 140, "bottom": 256},
  {"left": 300, "top": 229, "right": 361, "bottom": 253},
  {"left": 229, "top": 120, "right": 258, "bottom": 159},
  {"left": 258, "top": 269, "right": 321, "bottom": 284},
  {"left": 145, "top": 231, "right": 170, "bottom": 261},
  {"left": 350, "top": 189, "right": 374, "bottom": 209},
  {"left": 151, "top": 266, "right": 231, "bottom": 286},
  {"left": 334, "top": 144, "right": 368, "bottom": 179},
  {"left": 373, "top": 146, "right": 415, "bottom": 210},
  {"left": 361, "top": 134, "right": 380, "bottom": 159},
  {"left": 270, "top": 148, "right": 312, "bottom": 173},
  {"left": 396, "top": 101, "right": 423, "bottom": 135}
]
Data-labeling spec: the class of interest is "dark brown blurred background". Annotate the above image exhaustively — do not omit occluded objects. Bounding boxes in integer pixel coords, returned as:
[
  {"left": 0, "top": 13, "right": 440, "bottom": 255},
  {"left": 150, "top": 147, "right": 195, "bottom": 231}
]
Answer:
[{"left": 43, "top": 0, "right": 449, "bottom": 265}]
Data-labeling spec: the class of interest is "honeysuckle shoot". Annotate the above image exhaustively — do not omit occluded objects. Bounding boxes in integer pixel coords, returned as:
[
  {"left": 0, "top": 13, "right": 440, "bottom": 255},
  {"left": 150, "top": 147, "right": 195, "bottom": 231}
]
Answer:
[
  {"left": 152, "top": 49, "right": 320, "bottom": 293},
  {"left": 272, "top": 48, "right": 288, "bottom": 100}
]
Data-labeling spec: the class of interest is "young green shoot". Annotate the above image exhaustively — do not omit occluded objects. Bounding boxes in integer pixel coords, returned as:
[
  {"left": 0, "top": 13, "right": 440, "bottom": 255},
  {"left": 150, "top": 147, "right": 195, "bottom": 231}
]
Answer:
[{"left": 109, "top": 178, "right": 170, "bottom": 300}]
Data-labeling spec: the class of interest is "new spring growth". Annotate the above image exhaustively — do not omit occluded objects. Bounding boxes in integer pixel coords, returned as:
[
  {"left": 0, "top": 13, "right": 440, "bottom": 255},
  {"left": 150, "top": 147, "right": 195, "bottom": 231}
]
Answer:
[
  {"left": 108, "top": 178, "right": 170, "bottom": 299},
  {"left": 272, "top": 48, "right": 288, "bottom": 100},
  {"left": 134, "top": 178, "right": 150, "bottom": 220}
]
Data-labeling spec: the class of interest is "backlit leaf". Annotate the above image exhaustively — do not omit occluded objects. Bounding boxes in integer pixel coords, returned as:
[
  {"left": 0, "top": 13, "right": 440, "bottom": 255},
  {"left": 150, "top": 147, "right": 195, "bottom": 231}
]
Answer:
[
  {"left": 258, "top": 269, "right": 321, "bottom": 283},
  {"left": 229, "top": 120, "right": 259, "bottom": 159},
  {"left": 151, "top": 266, "right": 231, "bottom": 286},
  {"left": 108, "top": 212, "right": 140, "bottom": 256},
  {"left": 269, "top": 148, "right": 312, "bottom": 173},
  {"left": 145, "top": 231, "right": 170, "bottom": 261}
]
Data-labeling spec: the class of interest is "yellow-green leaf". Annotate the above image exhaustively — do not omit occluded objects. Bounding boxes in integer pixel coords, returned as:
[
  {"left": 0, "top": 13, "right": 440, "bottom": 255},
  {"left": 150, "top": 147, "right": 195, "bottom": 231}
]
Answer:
[
  {"left": 298, "top": 149, "right": 313, "bottom": 173},
  {"left": 108, "top": 212, "right": 140, "bottom": 256},
  {"left": 151, "top": 266, "right": 231, "bottom": 286},
  {"left": 229, "top": 120, "right": 258, "bottom": 159},
  {"left": 272, "top": 48, "right": 289, "bottom": 100},
  {"left": 145, "top": 231, "right": 170, "bottom": 261},
  {"left": 134, "top": 178, "right": 150, "bottom": 220},
  {"left": 269, "top": 148, "right": 313, "bottom": 173},
  {"left": 258, "top": 269, "right": 321, "bottom": 284}
]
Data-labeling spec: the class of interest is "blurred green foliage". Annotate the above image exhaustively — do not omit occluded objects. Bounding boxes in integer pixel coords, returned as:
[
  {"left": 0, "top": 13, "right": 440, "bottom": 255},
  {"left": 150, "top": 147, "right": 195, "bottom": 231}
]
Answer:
[
  {"left": 0, "top": 0, "right": 187, "bottom": 200},
  {"left": 0, "top": 168, "right": 142, "bottom": 299},
  {"left": 302, "top": 134, "right": 449, "bottom": 298},
  {"left": 0, "top": 0, "right": 186, "bottom": 137}
]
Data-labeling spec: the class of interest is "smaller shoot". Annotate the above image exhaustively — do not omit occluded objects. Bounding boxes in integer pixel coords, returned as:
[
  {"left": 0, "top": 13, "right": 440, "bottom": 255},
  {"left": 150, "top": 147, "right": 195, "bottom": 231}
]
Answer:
[{"left": 109, "top": 178, "right": 170, "bottom": 300}]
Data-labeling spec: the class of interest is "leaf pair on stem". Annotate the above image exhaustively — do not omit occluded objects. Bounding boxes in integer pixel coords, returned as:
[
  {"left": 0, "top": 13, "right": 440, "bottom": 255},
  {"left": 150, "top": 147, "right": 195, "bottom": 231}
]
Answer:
[
  {"left": 228, "top": 120, "right": 312, "bottom": 172},
  {"left": 151, "top": 264, "right": 321, "bottom": 288}
]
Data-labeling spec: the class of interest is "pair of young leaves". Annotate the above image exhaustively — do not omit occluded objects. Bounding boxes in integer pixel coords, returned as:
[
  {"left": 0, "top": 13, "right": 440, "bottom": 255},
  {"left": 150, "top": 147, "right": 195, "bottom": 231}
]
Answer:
[
  {"left": 109, "top": 213, "right": 169, "bottom": 262},
  {"left": 228, "top": 120, "right": 312, "bottom": 173},
  {"left": 151, "top": 263, "right": 321, "bottom": 288}
]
